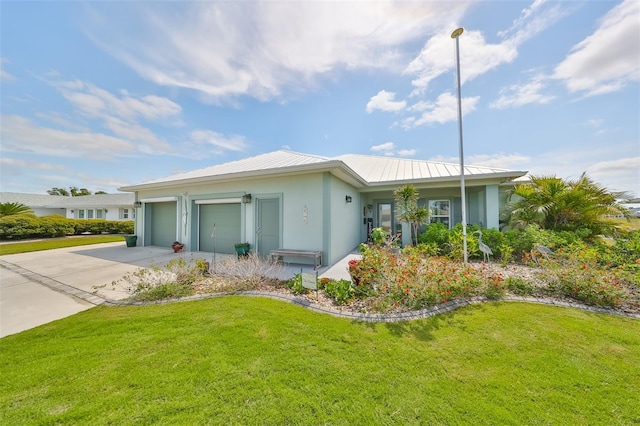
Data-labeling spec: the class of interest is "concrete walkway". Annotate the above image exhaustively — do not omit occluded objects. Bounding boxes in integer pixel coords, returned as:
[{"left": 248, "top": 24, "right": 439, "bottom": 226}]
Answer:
[{"left": 0, "top": 242, "right": 360, "bottom": 337}]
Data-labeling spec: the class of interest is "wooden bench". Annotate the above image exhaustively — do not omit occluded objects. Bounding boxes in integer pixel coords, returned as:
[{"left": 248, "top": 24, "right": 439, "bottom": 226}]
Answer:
[{"left": 269, "top": 249, "right": 323, "bottom": 270}]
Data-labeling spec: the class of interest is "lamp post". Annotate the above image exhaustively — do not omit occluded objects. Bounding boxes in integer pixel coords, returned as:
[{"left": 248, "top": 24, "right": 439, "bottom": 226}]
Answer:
[{"left": 451, "top": 27, "right": 468, "bottom": 263}]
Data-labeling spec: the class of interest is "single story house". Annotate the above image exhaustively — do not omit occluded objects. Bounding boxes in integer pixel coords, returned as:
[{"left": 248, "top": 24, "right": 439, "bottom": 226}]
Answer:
[
  {"left": 0, "top": 192, "right": 135, "bottom": 221},
  {"left": 119, "top": 150, "right": 527, "bottom": 267}
]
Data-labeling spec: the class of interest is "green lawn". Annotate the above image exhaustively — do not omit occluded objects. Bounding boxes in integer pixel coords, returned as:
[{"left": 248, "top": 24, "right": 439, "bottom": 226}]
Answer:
[
  {"left": 0, "top": 235, "right": 125, "bottom": 255},
  {"left": 1, "top": 298, "right": 638, "bottom": 425}
]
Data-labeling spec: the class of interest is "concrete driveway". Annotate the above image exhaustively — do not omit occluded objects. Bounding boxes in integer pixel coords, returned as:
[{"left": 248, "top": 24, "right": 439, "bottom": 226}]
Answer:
[{"left": 0, "top": 242, "right": 203, "bottom": 337}]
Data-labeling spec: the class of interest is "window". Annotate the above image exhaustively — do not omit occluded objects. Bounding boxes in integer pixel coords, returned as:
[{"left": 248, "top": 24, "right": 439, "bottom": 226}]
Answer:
[
  {"left": 78, "top": 209, "right": 85, "bottom": 219},
  {"left": 120, "top": 208, "right": 134, "bottom": 219},
  {"left": 87, "top": 209, "right": 94, "bottom": 219},
  {"left": 378, "top": 203, "right": 393, "bottom": 233},
  {"left": 429, "top": 200, "right": 450, "bottom": 228},
  {"left": 96, "top": 209, "right": 104, "bottom": 219}
]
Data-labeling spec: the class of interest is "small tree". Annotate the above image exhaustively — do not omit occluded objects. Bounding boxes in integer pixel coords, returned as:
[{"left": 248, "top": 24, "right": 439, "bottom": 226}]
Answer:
[
  {"left": 506, "top": 173, "right": 629, "bottom": 239},
  {"left": 0, "top": 202, "right": 33, "bottom": 217},
  {"left": 394, "top": 184, "right": 429, "bottom": 245}
]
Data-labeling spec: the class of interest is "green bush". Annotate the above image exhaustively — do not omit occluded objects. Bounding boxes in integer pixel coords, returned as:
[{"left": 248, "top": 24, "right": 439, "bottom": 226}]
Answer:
[
  {"left": 0, "top": 214, "right": 133, "bottom": 240},
  {"left": 417, "top": 222, "right": 450, "bottom": 254},
  {"left": 324, "top": 279, "right": 355, "bottom": 305},
  {"left": 505, "top": 277, "right": 535, "bottom": 296},
  {"left": 285, "top": 274, "right": 307, "bottom": 295}
]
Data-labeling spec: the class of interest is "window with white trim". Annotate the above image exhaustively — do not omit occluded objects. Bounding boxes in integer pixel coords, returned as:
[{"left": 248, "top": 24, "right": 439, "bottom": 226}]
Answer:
[
  {"left": 429, "top": 200, "right": 451, "bottom": 228},
  {"left": 96, "top": 209, "right": 104, "bottom": 219},
  {"left": 87, "top": 209, "right": 94, "bottom": 219},
  {"left": 78, "top": 209, "right": 85, "bottom": 219},
  {"left": 120, "top": 208, "right": 134, "bottom": 219}
]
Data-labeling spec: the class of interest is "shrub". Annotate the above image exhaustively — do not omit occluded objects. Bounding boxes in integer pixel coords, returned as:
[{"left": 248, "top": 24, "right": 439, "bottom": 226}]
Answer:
[
  {"left": 538, "top": 251, "right": 629, "bottom": 307},
  {"left": 285, "top": 274, "right": 307, "bottom": 295},
  {"left": 504, "top": 277, "right": 535, "bottom": 296},
  {"left": 0, "top": 214, "right": 133, "bottom": 240},
  {"left": 324, "top": 279, "right": 355, "bottom": 305},
  {"left": 418, "top": 222, "right": 450, "bottom": 254},
  {"left": 211, "top": 252, "right": 284, "bottom": 290}
]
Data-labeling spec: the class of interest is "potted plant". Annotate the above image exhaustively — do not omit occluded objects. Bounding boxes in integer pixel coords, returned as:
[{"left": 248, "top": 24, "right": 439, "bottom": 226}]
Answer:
[{"left": 234, "top": 242, "right": 250, "bottom": 257}]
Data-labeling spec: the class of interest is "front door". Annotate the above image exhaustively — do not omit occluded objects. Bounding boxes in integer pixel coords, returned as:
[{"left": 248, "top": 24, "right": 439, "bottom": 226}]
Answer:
[{"left": 256, "top": 198, "right": 279, "bottom": 256}]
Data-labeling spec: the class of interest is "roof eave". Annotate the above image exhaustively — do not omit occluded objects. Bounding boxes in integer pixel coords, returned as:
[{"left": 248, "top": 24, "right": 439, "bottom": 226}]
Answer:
[{"left": 119, "top": 160, "right": 368, "bottom": 192}]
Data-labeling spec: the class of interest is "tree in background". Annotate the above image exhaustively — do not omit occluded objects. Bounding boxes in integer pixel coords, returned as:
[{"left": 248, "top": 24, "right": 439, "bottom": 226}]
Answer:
[
  {"left": 0, "top": 202, "right": 33, "bottom": 217},
  {"left": 394, "top": 184, "right": 429, "bottom": 246},
  {"left": 47, "top": 187, "right": 70, "bottom": 196},
  {"left": 47, "top": 187, "right": 107, "bottom": 196},
  {"left": 506, "top": 173, "right": 629, "bottom": 238}
]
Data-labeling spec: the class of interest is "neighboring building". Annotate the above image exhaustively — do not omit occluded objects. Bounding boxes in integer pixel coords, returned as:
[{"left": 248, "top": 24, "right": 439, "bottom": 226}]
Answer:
[
  {"left": 0, "top": 192, "right": 135, "bottom": 221},
  {"left": 120, "top": 150, "right": 527, "bottom": 266}
]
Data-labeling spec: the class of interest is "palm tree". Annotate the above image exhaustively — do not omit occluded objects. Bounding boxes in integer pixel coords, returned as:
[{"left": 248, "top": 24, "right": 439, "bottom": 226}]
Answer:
[
  {"left": 506, "top": 173, "right": 629, "bottom": 238},
  {"left": 394, "top": 184, "right": 429, "bottom": 245},
  {"left": 0, "top": 202, "right": 33, "bottom": 217}
]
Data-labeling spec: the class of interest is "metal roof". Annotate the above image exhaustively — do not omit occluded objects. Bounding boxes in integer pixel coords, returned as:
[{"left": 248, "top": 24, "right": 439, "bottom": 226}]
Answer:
[
  {"left": 120, "top": 150, "right": 527, "bottom": 191},
  {"left": 0, "top": 192, "right": 134, "bottom": 208},
  {"left": 335, "top": 154, "right": 519, "bottom": 183}
]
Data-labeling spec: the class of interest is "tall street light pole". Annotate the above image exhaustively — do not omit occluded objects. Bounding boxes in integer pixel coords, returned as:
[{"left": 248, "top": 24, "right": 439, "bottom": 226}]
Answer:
[{"left": 451, "top": 27, "right": 468, "bottom": 263}]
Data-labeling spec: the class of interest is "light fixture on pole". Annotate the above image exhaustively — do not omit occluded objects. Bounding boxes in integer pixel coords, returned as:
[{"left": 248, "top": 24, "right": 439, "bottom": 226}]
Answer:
[{"left": 451, "top": 27, "right": 468, "bottom": 264}]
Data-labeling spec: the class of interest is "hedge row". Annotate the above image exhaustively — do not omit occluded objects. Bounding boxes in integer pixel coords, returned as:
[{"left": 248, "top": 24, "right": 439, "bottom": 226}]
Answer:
[{"left": 0, "top": 214, "right": 134, "bottom": 240}]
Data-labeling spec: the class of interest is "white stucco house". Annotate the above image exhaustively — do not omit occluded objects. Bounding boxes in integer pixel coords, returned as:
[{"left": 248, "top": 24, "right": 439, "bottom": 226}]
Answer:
[
  {"left": 119, "top": 150, "right": 527, "bottom": 267},
  {"left": 0, "top": 192, "right": 135, "bottom": 221}
]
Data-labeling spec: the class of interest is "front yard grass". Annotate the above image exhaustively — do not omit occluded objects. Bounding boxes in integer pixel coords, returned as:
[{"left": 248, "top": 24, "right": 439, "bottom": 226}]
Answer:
[
  {"left": 1, "top": 298, "right": 639, "bottom": 425},
  {"left": 0, "top": 235, "right": 125, "bottom": 255}
]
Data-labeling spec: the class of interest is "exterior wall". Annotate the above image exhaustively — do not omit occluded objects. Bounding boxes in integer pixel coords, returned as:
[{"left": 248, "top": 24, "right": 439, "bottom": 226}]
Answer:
[
  {"left": 64, "top": 207, "right": 134, "bottom": 221},
  {"left": 326, "top": 173, "right": 361, "bottom": 265},
  {"left": 32, "top": 208, "right": 66, "bottom": 216},
  {"left": 133, "top": 173, "right": 329, "bottom": 260}
]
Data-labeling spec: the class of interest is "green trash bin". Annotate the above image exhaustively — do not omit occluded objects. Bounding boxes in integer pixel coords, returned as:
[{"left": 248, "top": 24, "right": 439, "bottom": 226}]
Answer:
[
  {"left": 234, "top": 243, "right": 250, "bottom": 257},
  {"left": 125, "top": 235, "right": 138, "bottom": 247}
]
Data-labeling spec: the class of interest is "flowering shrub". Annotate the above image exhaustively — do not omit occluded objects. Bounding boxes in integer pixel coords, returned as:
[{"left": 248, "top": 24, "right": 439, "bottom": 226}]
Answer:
[
  {"left": 348, "top": 246, "right": 508, "bottom": 312},
  {"left": 538, "top": 249, "right": 629, "bottom": 307}
]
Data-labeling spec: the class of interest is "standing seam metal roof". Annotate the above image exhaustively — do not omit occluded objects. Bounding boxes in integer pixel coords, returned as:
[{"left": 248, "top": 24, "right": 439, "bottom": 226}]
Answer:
[{"left": 120, "top": 150, "right": 526, "bottom": 190}]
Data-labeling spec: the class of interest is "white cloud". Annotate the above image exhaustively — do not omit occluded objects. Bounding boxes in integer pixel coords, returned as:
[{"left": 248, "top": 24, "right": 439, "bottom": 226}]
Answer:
[
  {"left": 366, "top": 90, "right": 406, "bottom": 113},
  {"left": 188, "top": 130, "right": 248, "bottom": 154},
  {"left": 371, "top": 142, "right": 396, "bottom": 156},
  {"left": 85, "top": 2, "right": 471, "bottom": 102},
  {"left": 406, "top": 30, "right": 518, "bottom": 95},
  {"left": 490, "top": 75, "right": 555, "bottom": 109},
  {"left": 50, "top": 79, "right": 181, "bottom": 153},
  {"left": 406, "top": 1, "right": 566, "bottom": 95},
  {"left": 370, "top": 142, "right": 416, "bottom": 157},
  {"left": 1, "top": 58, "right": 16, "bottom": 82},
  {"left": 0, "top": 115, "right": 138, "bottom": 159},
  {"left": 398, "top": 149, "right": 417, "bottom": 157},
  {"left": 401, "top": 92, "right": 479, "bottom": 127},
  {"left": 55, "top": 80, "right": 181, "bottom": 122},
  {"left": 553, "top": 0, "right": 640, "bottom": 96},
  {"left": 587, "top": 156, "right": 640, "bottom": 194},
  {"left": 466, "top": 153, "right": 531, "bottom": 169}
]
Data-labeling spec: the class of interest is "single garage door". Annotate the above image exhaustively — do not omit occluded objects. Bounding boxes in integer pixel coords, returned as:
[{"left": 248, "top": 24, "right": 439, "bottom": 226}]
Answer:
[
  {"left": 199, "top": 203, "right": 241, "bottom": 254},
  {"left": 147, "top": 201, "right": 177, "bottom": 247}
]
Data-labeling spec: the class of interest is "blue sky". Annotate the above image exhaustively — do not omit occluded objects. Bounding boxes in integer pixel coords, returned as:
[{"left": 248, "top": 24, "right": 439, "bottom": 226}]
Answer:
[{"left": 1, "top": 0, "right": 638, "bottom": 197}]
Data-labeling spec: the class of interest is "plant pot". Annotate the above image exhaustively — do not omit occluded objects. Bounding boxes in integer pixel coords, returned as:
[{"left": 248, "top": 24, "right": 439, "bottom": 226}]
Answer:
[
  {"left": 234, "top": 243, "right": 250, "bottom": 257},
  {"left": 125, "top": 235, "right": 137, "bottom": 247}
]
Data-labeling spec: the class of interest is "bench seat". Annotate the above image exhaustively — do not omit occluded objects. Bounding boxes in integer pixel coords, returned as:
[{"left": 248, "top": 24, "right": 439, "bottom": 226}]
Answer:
[{"left": 269, "top": 249, "right": 323, "bottom": 270}]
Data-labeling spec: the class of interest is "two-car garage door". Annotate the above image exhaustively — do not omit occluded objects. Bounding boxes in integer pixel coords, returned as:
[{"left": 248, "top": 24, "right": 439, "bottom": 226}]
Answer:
[{"left": 198, "top": 203, "right": 240, "bottom": 254}]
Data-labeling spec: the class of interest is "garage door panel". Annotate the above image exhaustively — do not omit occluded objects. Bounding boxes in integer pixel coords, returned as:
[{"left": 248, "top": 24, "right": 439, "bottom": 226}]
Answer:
[
  {"left": 150, "top": 202, "right": 177, "bottom": 247},
  {"left": 199, "top": 204, "right": 240, "bottom": 254}
]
